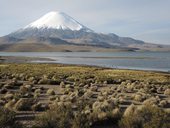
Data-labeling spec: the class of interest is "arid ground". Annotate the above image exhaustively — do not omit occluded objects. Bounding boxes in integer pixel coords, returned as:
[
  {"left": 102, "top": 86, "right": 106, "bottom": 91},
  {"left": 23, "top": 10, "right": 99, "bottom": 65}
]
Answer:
[{"left": 0, "top": 60, "right": 170, "bottom": 128}]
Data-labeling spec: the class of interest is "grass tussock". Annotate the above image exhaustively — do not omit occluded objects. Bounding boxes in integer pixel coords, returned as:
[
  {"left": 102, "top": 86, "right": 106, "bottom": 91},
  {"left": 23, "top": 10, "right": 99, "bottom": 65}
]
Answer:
[
  {"left": 0, "top": 64, "right": 169, "bottom": 128},
  {"left": 119, "top": 104, "right": 170, "bottom": 128},
  {"left": 0, "top": 106, "right": 22, "bottom": 128}
]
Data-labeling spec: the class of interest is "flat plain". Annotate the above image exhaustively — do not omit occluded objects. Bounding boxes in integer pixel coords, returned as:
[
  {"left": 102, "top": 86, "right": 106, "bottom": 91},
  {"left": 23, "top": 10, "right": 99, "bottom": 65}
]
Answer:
[{"left": 0, "top": 63, "right": 170, "bottom": 128}]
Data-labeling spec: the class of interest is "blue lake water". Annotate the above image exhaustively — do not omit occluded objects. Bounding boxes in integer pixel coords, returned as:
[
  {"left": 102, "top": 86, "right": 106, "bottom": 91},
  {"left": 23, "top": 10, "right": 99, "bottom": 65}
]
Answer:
[{"left": 0, "top": 52, "right": 170, "bottom": 72}]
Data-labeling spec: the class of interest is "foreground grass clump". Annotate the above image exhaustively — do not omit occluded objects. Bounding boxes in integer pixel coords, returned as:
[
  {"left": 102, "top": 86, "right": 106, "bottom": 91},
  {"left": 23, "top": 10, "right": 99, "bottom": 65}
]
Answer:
[
  {"left": 0, "top": 107, "right": 22, "bottom": 128},
  {"left": 47, "top": 88, "right": 56, "bottom": 95},
  {"left": 164, "top": 89, "right": 170, "bottom": 95},
  {"left": 119, "top": 104, "right": 170, "bottom": 128},
  {"left": 36, "top": 105, "right": 73, "bottom": 128},
  {"left": 0, "top": 64, "right": 170, "bottom": 128},
  {"left": 35, "top": 103, "right": 91, "bottom": 128},
  {"left": 14, "top": 98, "right": 35, "bottom": 111},
  {"left": 35, "top": 98, "right": 122, "bottom": 128}
]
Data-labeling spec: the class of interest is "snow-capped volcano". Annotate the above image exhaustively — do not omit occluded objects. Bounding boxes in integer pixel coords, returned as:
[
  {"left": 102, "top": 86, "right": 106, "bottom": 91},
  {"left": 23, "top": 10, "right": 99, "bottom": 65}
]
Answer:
[
  {"left": 8, "top": 11, "right": 94, "bottom": 39},
  {"left": 25, "top": 11, "right": 92, "bottom": 32},
  {"left": 2, "top": 11, "right": 153, "bottom": 52}
]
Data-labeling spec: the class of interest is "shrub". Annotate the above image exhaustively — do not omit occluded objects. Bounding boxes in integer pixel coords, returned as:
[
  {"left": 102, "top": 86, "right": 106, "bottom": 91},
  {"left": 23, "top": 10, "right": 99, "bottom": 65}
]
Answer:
[
  {"left": 60, "top": 81, "right": 65, "bottom": 88},
  {"left": 97, "top": 96, "right": 105, "bottom": 102},
  {"left": 83, "top": 90, "right": 93, "bottom": 99},
  {"left": 34, "top": 93, "right": 40, "bottom": 98},
  {"left": 140, "top": 105, "right": 170, "bottom": 128},
  {"left": 119, "top": 104, "right": 170, "bottom": 128},
  {"left": 92, "top": 101, "right": 101, "bottom": 111},
  {"left": 91, "top": 107, "right": 122, "bottom": 127},
  {"left": 90, "top": 86, "right": 98, "bottom": 92},
  {"left": 34, "top": 88, "right": 42, "bottom": 94},
  {"left": 79, "top": 83, "right": 85, "bottom": 87},
  {"left": 159, "top": 100, "right": 168, "bottom": 107},
  {"left": 28, "top": 76, "right": 35, "bottom": 82},
  {"left": 19, "top": 85, "right": 32, "bottom": 94},
  {"left": 164, "top": 89, "right": 170, "bottom": 95},
  {"left": 38, "top": 78, "right": 49, "bottom": 84},
  {"left": 72, "top": 112, "right": 91, "bottom": 128},
  {"left": 4, "top": 99, "right": 16, "bottom": 110},
  {"left": 101, "top": 90, "right": 109, "bottom": 97},
  {"left": 84, "top": 84, "right": 89, "bottom": 89},
  {"left": 36, "top": 104, "right": 73, "bottom": 128},
  {"left": 143, "top": 97, "right": 158, "bottom": 106},
  {"left": 25, "top": 84, "right": 32, "bottom": 90},
  {"left": 47, "top": 89, "right": 55, "bottom": 95},
  {"left": 4, "top": 93, "right": 14, "bottom": 101},
  {"left": 97, "top": 111, "right": 107, "bottom": 120},
  {"left": 14, "top": 98, "right": 35, "bottom": 111},
  {"left": 38, "top": 78, "right": 59, "bottom": 85},
  {"left": 49, "top": 96, "right": 56, "bottom": 101},
  {"left": 65, "top": 84, "right": 72, "bottom": 89},
  {"left": 60, "top": 95, "right": 69, "bottom": 102},
  {"left": 35, "top": 100, "right": 92, "bottom": 128},
  {"left": 126, "top": 83, "right": 135, "bottom": 92},
  {"left": 123, "top": 104, "right": 137, "bottom": 117},
  {"left": 133, "top": 94, "right": 145, "bottom": 102},
  {"left": 0, "top": 107, "right": 22, "bottom": 128},
  {"left": 69, "top": 93, "right": 78, "bottom": 103},
  {"left": 111, "top": 108, "right": 122, "bottom": 120},
  {"left": 103, "top": 81, "right": 108, "bottom": 84},
  {"left": 32, "top": 102, "right": 45, "bottom": 111}
]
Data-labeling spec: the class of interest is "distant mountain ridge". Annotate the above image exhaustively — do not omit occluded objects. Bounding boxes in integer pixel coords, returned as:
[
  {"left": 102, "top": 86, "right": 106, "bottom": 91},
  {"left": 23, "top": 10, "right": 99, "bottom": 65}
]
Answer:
[{"left": 0, "top": 11, "right": 169, "bottom": 52}]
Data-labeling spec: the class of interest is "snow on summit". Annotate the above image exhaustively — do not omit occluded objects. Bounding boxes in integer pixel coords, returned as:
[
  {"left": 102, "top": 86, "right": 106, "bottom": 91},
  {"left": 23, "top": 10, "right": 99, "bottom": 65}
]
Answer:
[{"left": 25, "top": 11, "right": 91, "bottom": 31}]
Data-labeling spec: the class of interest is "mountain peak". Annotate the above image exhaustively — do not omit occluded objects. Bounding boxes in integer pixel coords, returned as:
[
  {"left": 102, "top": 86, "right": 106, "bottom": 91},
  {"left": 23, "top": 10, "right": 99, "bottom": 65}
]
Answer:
[{"left": 24, "top": 11, "right": 92, "bottom": 32}]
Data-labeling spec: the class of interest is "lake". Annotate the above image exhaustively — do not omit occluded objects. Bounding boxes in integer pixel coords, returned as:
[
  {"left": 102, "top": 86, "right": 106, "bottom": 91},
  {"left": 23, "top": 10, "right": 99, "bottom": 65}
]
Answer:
[{"left": 0, "top": 52, "right": 170, "bottom": 72}]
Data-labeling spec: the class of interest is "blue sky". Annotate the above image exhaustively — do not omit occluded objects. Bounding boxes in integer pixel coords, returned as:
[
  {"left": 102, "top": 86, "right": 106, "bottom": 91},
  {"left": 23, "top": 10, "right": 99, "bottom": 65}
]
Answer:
[{"left": 0, "top": 0, "right": 170, "bottom": 44}]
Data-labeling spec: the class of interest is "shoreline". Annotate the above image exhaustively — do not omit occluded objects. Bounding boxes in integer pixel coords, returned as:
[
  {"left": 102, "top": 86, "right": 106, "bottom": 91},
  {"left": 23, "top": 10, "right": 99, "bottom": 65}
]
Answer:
[
  {"left": 53, "top": 56, "right": 157, "bottom": 60},
  {"left": 0, "top": 56, "right": 55, "bottom": 63},
  {"left": 0, "top": 55, "right": 169, "bottom": 74}
]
